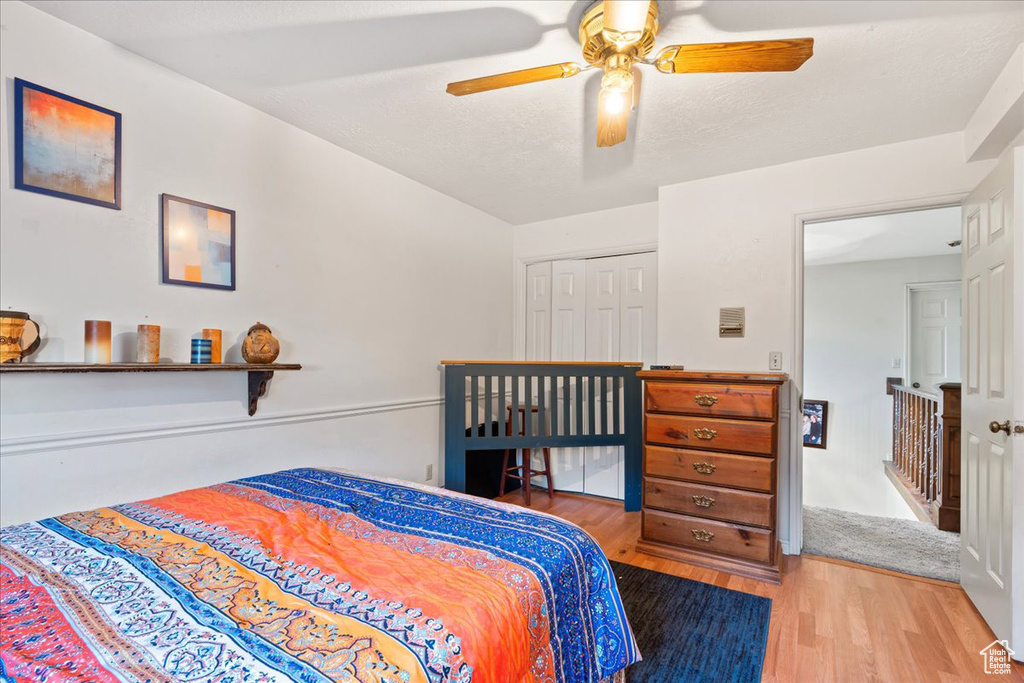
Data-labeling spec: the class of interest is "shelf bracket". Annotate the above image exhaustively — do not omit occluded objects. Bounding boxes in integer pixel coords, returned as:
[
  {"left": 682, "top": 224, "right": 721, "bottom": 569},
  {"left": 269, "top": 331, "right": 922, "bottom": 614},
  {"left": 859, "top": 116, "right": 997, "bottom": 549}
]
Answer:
[{"left": 247, "top": 370, "right": 274, "bottom": 416}]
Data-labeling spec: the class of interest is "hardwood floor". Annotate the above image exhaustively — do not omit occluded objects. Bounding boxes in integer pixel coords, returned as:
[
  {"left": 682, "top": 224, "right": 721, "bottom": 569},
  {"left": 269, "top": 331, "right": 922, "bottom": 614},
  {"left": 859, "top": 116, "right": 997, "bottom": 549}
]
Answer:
[{"left": 497, "top": 489, "right": 1024, "bottom": 682}]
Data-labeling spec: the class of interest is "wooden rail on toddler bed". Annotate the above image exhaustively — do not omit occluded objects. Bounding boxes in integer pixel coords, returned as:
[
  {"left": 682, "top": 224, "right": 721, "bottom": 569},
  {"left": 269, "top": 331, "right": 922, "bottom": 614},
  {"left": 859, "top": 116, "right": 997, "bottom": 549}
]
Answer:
[{"left": 441, "top": 361, "right": 644, "bottom": 511}]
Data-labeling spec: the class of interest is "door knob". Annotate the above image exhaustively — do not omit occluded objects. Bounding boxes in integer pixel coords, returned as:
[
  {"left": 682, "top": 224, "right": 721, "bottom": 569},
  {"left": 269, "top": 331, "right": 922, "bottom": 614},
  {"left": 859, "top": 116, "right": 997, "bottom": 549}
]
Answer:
[
  {"left": 912, "top": 382, "right": 921, "bottom": 388},
  {"left": 989, "top": 420, "right": 1011, "bottom": 435}
]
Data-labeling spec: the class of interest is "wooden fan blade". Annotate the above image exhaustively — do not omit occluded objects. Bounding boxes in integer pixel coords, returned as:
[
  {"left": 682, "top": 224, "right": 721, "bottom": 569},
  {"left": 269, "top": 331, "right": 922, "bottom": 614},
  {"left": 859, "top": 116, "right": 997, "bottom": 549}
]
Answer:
[
  {"left": 447, "top": 62, "right": 581, "bottom": 96},
  {"left": 655, "top": 38, "right": 813, "bottom": 74}
]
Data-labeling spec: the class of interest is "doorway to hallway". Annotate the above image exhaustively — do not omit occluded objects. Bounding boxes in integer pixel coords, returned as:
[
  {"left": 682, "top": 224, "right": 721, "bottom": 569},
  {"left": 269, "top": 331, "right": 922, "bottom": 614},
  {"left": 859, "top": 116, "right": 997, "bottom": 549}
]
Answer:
[{"left": 801, "top": 205, "right": 962, "bottom": 580}]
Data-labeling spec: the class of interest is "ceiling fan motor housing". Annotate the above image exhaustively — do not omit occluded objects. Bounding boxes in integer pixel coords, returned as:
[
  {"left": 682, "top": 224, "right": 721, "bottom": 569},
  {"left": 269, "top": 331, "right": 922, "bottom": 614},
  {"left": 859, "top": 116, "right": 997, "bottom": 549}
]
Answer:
[{"left": 579, "top": 0, "right": 661, "bottom": 67}]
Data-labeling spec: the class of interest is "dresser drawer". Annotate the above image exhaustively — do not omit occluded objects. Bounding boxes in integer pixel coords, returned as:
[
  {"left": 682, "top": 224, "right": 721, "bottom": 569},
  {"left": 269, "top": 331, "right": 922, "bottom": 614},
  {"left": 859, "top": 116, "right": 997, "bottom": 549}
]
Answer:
[
  {"left": 645, "top": 381, "right": 777, "bottom": 420},
  {"left": 645, "top": 446, "right": 775, "bottom": 492},
  {"left": 644, "top": 477, "right": 774, "bottom": 528},
  {"left": 642, "top": 509, "right": 774, "bottom": 564},
  {"left": 645, "top": 414, "right": 776, "bottom": 456}
]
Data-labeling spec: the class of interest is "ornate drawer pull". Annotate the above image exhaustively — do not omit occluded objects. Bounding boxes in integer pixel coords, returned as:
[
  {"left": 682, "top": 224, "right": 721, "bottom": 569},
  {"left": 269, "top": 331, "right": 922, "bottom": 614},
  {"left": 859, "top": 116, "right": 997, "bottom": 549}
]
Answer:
[
  {"left": 692, "top": 495, "right": 716, "bottom": 508},
  {"left": 693, "top": 427, "right": 717, "bottom": 440},
  {"left": 694, "top": 394, "right": 718, "bottom": 407},
  {"left": 692, "top": 462, "right": 716, "bottom": 475},
  {"left": 691, "top": 529, "right": 715, "bottom": 543}
]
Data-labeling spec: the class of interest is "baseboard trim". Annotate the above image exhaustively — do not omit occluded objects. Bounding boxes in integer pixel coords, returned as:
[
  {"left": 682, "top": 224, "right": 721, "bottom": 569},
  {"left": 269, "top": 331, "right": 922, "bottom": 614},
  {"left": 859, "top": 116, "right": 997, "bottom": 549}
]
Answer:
[{"left": 0, "top": 396, "right": 444, "bottom": 457}]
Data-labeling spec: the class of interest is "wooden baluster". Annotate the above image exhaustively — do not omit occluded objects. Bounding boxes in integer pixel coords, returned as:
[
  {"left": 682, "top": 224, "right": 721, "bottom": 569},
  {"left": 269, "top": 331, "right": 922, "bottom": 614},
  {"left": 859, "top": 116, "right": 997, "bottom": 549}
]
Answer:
[
  {"left": 922, "top": 397, "right": 931, "bottom": 497},
  {"left": 892, "top": 390, "right": 898, "bottom": 471},
  {"left": 898, "top": 390, "right": 906, "bottom": 475},
  {"left": 917, "top": 396, "right": 925, "bottom": 495},
  {"left": 909, "top": 393, "right": 917, "bottom": 483},
  {"left": 917, "top": 395, "right": 925, "bottom": 491},
  {"left": 930, "top": 399, "right": 937, "bottom": 502},
  {"left": 932, "top": 397, "right": 938, "bottom": 498},
  {"left": 912, "top": 395, "right": 921, "bottom": 491},
  {"left": 901, "top": 391, "right": 908, "bottom": 475}
]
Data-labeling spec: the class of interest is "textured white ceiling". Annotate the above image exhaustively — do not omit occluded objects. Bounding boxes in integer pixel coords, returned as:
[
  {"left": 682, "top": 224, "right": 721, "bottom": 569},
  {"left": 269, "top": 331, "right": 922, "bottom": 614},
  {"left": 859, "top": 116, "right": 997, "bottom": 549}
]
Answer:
[
  {"left": 25, "top": 0, "right": 1024, "bottom": 225},
  {"left": 805, "top": 206, "right": 961, "bottom": 266}
]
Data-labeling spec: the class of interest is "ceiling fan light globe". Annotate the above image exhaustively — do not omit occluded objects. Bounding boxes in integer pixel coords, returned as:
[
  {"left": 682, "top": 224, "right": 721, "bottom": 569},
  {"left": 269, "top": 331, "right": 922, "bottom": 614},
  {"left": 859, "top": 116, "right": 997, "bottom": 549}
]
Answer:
[
  {"left": 602, "top": 90, "right": 626, "bottom": 115},
  {"left": 603, "top": 0, "right": 652, "bottom": 35},
  {"left": 600, "top": 67, "right": 634, "bottom": 92}
]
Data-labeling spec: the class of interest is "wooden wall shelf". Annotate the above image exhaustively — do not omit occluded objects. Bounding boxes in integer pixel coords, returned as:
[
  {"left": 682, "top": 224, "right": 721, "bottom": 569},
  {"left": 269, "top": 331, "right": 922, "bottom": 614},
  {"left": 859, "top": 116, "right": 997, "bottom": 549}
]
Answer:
[{"left": 0, "top": 363, "right": 301, "bottom": 416}]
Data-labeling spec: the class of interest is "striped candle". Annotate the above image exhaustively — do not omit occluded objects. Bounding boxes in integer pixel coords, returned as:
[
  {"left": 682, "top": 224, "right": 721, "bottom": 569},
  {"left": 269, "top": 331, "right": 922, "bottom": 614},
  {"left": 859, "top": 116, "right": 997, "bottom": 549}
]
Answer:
[
  {"left": 84, "top": 320, "right": 111, "bottom": 364},
  {"left": 190, "top": 338, "right": 212, "bottom": 364}
]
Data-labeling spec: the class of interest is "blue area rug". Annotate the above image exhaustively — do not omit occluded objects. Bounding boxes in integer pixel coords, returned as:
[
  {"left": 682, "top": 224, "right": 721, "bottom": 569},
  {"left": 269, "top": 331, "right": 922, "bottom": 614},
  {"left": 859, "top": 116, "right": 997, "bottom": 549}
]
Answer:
[{"left": 610, "top": 561, "right": 772, "bottom": 682}]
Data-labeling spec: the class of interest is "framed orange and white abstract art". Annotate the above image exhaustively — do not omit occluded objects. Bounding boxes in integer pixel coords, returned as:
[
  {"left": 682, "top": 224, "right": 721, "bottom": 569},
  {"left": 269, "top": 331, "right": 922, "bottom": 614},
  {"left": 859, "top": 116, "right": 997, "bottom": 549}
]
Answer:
[
  {"left": 14, "top": 78, "right": 121, "bottom": 209},
  {"left": 160, "top": 193, "right": 236, "bottom": 291}
]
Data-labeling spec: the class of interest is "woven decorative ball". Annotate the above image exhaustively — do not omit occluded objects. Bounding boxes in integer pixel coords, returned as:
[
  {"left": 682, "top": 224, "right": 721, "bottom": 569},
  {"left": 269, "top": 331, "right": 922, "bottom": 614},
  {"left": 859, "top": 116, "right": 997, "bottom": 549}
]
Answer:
[{"left": 241, "top": 322, "right": 280, "bottom": 364}]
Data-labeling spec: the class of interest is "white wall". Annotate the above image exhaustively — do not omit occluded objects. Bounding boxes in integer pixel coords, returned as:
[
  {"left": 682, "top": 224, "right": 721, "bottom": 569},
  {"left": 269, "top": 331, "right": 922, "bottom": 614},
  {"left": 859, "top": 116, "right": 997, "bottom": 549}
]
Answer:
[
  {"left": 656, "top": 133, "right": 993, "bottom": 375},
  {"left": 512, "top": 201, "right": 657, "bottom": 359},
  {"left": 0, "top": 2, "right": 513, "bottom": 524},
  {"left": 513, "top": 201, "right": 658, "bottom": 261},
  {"left": 803, "top": 254, "right": 960, "bottom": 519},
  {"left": 656, "top": 133, "right": 995, "bottom": 553}
]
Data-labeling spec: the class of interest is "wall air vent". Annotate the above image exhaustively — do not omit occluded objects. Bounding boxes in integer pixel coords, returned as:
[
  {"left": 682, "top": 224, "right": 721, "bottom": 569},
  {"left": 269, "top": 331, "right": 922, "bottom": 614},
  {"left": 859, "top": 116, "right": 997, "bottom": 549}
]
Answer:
[{"left": 719, "top": 307, "right": 745, "bottom": 338}]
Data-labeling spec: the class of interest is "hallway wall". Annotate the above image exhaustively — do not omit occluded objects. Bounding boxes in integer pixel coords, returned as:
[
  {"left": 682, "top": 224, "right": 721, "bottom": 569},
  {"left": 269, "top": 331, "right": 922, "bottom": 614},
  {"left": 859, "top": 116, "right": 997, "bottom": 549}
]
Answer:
[{"left": 802, "top": 254, "right": 961, "bottom": 518}]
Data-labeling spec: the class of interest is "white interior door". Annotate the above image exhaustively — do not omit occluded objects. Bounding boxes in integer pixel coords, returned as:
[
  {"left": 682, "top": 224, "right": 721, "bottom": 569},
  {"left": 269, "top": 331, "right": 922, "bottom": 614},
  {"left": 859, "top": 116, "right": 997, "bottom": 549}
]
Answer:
[
  {"left": 584, "top": 257, "right": 622, "bottom": 498},
  {"left": 524, "top": 252, "right": 657, "bottom": 500},
  {"left": 583, "top": 252, "right": 658, "bottom": 499},
  {"left": 619, "top": 252, "right": 658, "bottom": 365},
  {"left": 549, "top": 259, "right": 587, "bottom": 493},
  {"left": 525, "top": 262, "right": 552, "bottom": 361},
  {"left": 909, "top": 283, "right": 961, "bottom": 391},
  {"left": 551, "top": 260, "right": 587, "bottom": 361},
  {"left": 960, "top": 150, "right": 1019, "bottom": 658}
]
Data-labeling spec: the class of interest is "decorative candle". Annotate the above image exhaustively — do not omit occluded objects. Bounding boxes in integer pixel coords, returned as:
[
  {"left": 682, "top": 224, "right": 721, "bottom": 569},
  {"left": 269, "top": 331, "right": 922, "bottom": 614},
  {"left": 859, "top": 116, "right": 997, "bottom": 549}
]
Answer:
[
  {"left": 190, "top": 338, "right": 212, "bottom": 364},
  {"left": 202, "top": 328, "right": 222, "bottom": 364},
  {"left": 137, "top": 324, "right": 160, "bottom": 363},
  {"left": 84, "top": 320, "right": 111, "bottom": 364}
]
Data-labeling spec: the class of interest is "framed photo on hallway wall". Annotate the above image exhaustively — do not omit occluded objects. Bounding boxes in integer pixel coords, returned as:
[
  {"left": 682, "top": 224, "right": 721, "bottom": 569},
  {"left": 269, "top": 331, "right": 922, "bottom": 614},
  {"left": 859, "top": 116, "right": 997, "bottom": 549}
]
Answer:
[{"left": 803, "top": 399, "right": 828, "bottom": 449}]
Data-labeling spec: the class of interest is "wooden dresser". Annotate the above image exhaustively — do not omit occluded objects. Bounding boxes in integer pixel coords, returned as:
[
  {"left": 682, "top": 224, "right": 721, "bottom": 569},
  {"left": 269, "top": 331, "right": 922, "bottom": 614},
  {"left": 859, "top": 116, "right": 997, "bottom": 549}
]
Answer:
[{"left": 636, "top": 370, "right": 788, "bottom": 583}]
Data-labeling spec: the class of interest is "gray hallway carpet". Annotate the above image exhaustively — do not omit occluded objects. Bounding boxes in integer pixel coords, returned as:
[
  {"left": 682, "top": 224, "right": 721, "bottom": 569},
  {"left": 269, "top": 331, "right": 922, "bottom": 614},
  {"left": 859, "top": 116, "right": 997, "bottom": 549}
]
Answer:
[{"left": 803, "top": 506, "right": 960, "bottom": 582}]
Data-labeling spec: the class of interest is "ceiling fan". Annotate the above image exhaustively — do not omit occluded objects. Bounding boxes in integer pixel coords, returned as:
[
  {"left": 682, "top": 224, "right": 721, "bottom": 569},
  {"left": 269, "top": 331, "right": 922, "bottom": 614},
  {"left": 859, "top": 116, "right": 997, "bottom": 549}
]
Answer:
[{"left": 446, "top": 0, "right": 813, "bottom": 147}]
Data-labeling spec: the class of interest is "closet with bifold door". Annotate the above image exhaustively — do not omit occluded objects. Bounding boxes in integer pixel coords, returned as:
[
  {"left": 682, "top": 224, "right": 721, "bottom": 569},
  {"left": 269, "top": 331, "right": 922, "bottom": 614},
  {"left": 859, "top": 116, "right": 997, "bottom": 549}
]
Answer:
[{"left": 524, "top": 252, "right": 657, "bottom": 500}]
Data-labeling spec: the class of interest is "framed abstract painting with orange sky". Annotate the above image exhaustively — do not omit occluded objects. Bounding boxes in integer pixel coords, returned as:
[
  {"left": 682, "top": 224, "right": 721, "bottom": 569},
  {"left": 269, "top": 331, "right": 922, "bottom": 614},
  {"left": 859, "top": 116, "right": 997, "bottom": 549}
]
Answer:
[
  {"left": 161, "top": 194, "right": 236, "bottom": 291},
  {"left": 14, "top": 78, "right": 121, "bottom": 209}
]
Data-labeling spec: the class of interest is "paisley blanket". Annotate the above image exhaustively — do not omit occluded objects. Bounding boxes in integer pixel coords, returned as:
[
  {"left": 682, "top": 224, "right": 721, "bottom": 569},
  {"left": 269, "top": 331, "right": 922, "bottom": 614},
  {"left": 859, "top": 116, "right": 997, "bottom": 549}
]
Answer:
[{"left": 0, "top": 468, "right": 639, "bottom": 682}]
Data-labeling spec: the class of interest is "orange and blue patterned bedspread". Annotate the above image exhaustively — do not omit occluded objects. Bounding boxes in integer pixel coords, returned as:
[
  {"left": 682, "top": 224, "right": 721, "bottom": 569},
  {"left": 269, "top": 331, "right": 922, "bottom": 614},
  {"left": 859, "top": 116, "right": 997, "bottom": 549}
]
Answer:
[{"left": 0, "top": 468, "right": 639, "bottom": 682}]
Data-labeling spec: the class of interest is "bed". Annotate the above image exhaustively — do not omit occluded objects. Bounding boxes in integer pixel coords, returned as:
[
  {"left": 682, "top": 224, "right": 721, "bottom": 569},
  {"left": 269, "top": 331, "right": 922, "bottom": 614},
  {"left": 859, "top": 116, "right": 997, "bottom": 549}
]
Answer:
[{"left": 0, "top": 468, "right": 639, "bottom": 682}]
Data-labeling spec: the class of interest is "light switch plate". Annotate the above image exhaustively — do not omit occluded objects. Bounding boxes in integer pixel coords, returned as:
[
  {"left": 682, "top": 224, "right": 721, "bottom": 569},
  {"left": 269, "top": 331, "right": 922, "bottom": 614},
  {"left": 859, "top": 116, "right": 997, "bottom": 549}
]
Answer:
[
  {"left": 426, "top": 464, "right": 433, "bottom": 481},
  {"left": 769, "top": 351, "right": 783, "bottom": 371},
  {"left": 892, "top": 357, "right": 902, "bottom": 369}
]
